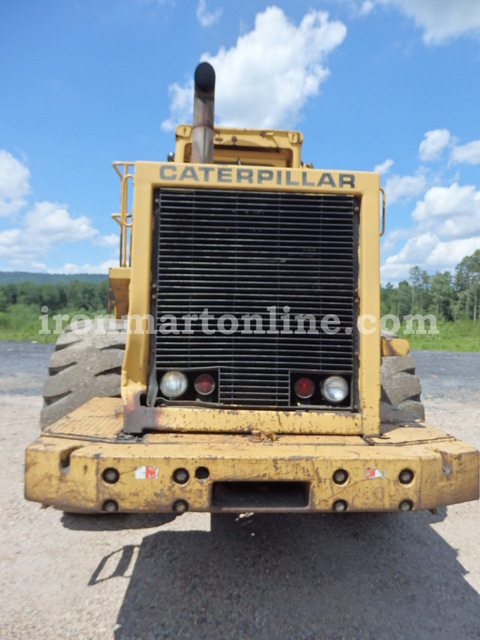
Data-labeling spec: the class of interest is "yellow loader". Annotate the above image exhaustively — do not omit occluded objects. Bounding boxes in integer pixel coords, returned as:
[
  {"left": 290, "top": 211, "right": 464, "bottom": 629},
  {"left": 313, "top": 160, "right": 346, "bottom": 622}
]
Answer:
[{"left": 25, "top": 63, "right": 478, "bottom": 515}]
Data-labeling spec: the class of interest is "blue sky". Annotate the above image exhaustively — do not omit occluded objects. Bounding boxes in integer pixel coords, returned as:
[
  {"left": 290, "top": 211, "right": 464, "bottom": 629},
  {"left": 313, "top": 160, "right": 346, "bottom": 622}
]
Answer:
[{"left": 1, "top": 0, "right": 480, "bottom": 283}]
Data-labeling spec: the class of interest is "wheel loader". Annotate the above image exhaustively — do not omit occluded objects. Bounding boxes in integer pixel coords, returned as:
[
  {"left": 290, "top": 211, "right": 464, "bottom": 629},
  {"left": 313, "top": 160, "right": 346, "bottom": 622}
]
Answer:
[{"left": 25, "top": 63, "right": 479, "bottom": 515}]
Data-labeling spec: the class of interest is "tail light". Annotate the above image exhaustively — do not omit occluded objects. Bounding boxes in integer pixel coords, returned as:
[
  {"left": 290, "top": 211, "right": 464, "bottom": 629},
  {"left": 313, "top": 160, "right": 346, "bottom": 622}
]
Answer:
[
  {"left": 294, "top": 377, "right": 315, "bottom": 400},
  {"left": 194, "top": 373, "right": 216, "bottom": 396}
]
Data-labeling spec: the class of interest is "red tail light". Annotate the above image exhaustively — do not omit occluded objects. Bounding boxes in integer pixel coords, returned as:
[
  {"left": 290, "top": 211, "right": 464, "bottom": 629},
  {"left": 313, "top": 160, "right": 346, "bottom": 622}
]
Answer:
[
  {"left": 294, "top": 377, "right": 314, "bottom": 399},
  {"left": 194, "top": 373, "right": 216, "bottom": 396}
]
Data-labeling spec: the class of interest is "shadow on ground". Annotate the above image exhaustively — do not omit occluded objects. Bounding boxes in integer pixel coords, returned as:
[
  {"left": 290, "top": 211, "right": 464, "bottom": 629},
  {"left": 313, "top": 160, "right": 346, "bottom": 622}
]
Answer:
[
  {"left": 86, "top": 509, "right": 479, "bottom": 640},
  {"left": 62, "top": 512, "right": 177, "bottom": 531}
]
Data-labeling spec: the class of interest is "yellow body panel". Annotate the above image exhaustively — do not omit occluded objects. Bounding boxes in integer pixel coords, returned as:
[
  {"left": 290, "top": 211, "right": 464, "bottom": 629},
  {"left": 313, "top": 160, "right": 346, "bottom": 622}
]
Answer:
[
  {"left": 381, "top": 337, "right": 410, "bottom": 357},
  {"left": 25, "top": 398, "right": 479, "bottom": 514},
  {"left": 122, "top": 161, "right": 381, "bottom": 435},
  {"left": 175, "top": 125, "right": 303, "bottom": 167},
  {"left": 108, "top": 266, "right": 130, "bottom": 319}
]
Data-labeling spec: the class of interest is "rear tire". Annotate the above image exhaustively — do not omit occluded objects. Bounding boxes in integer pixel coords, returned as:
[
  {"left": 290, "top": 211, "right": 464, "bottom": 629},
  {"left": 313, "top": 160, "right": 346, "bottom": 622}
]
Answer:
[
  {"left": 40, "top": 318, "right": 127, "bottom": 429},
  {"left": 380, "top": 353, "right": 425, "bottom": 420}
]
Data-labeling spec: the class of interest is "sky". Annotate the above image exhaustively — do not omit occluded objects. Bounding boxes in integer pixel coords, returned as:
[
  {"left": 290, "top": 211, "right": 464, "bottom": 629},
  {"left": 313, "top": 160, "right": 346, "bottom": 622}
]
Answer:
[{"left": 1, "top": 0, "right": 480, "bottom": 283}]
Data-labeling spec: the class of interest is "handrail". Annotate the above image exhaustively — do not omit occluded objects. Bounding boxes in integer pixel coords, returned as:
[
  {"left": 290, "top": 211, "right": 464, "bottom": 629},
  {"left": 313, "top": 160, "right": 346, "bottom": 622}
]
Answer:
[
  {"left": 379, "top": 187, "right": 386, "bottom": 237},
  {"left": 112, "top": 162, "right": 135, "bottom": 267}
]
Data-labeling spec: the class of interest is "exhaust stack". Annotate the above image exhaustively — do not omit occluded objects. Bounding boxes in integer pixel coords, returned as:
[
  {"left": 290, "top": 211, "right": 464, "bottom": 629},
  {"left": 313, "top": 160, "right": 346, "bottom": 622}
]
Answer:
[{"left": 192, "top": 62, "right": 215, "bottom": 164}]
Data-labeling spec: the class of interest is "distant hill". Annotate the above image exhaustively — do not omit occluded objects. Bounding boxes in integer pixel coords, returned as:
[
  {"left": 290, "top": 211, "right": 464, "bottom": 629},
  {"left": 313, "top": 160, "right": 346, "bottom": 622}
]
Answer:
[{"left": 0, "top": 272, "right": 108, "bottom": 285}]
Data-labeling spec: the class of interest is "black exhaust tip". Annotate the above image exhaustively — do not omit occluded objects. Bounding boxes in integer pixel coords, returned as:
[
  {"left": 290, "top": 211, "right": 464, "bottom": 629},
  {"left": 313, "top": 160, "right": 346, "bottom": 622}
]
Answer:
[{"left": 195, "top": 62, "right": 216, "bottom": 94}]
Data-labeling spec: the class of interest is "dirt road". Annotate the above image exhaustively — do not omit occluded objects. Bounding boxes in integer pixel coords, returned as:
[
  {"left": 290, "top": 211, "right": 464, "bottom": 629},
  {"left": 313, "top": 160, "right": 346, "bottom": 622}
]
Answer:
[{"left": 0, "top": 344, "right": 479, "bottom": 639}]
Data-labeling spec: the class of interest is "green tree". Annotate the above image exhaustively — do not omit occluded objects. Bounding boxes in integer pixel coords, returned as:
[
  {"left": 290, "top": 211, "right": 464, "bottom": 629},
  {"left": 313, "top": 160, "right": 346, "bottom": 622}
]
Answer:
[
  {"left": 429, "top": 271, "right": 455, "bottom": 321},
  {"left": 396, "top": 280, "right": 412, "bottom": 319},
  {"left": 409, "top": 266, "right": 431, "bottom": 313},
  {"left": 0, "top": 286, "right": 8, "bottom": 313},
  {"left": 381, "top": 283, "right": 396, "bottom": 316},
  {"left": 38, "top": 283, "right": 61, "bottom": 313},
  {"left": 455, "top": 250, "right": 480, "bottom": 322},
  {"left": 16, "top": 282, "right": 42, "bottom": 306},
  {"left": 4, "top": 283, "right": 17, "bottom": 306}
]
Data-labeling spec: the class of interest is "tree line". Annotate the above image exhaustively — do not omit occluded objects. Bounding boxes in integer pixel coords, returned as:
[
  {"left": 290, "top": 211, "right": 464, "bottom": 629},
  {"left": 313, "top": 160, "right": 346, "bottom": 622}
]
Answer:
[
  {"left": 0, "top": 279, "right": 110, "bottom": 314},
  {"left": 382, "top": 250, "right": 480, "bottom": 323}
]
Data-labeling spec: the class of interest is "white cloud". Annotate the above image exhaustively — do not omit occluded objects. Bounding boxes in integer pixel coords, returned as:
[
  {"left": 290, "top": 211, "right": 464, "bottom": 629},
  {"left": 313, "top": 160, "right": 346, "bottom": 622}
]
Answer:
[
  {"left": 196, "top": 0, "right": 222, "bottom": 27},
  {"left": 374, "top": 158, "right": 394, "bottom": 175},
  {"left": 95, "top": 233, "right": 119, "bottom": 248},
  {"left": 162, "top": 7, "right": 347, "bottom": 130},
  {"left": 360, "top": 1, "right": 374, "bottom": 16},
  {"left": 0, "top": 229, "right": 25, "bottom": 262},
  {"left": 0, "top": 150, "right": 31, "bottom": 216},
  {"left": 451, "top": 140, "right": 480, "bottom": 165},
  {"left": 412, "top": 183, "right": 480, "bottom": 221},
  {"left": 25, "top": 202, "right": 97, "bottom": 244},
  {"left": 0, "top": 153, "right": 117, "bottom": 272},
  {"left": 418, "top": 129, "right": 451, "bottom": 161},
  {"left": 53, "top": 260, "right": 117, "bottom": 275},
  {"left": 381, "top": 231, "right": 438, "bottom": 281},
  {"left": 380, "top": 130, "right": 480, "bottom": 283},
  {"left": 428, "top": 237, "right": 480, "bottom": 267},
  {"left": 381, "top": 232, "right": 480, "bottom": 281},
  {"left": 381, "top": 227, "right": 410, "bottom": 252},
  {"left": 383, "top": 171, "right": 426, "bottom": 203},
  {"left": 161, "top": 81, "right": 194, "bottom": 132},
  {"left": 367, "top": 0, "right": 480, "bottom": 44},
  {"left": 0, "top": 201, "right": 101, "bottom": 267},
  {"left": 412, "top": 183, "right": 480, "bottom": 240},
  {"left": 382, "top": 183, "right": 480, "bottom": 281}
]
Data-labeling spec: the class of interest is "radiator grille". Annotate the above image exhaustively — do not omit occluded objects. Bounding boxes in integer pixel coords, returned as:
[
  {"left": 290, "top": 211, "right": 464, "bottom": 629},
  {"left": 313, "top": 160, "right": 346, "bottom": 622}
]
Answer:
[{"left": 152, "top": 188, "right": 358, "bottom": 408}]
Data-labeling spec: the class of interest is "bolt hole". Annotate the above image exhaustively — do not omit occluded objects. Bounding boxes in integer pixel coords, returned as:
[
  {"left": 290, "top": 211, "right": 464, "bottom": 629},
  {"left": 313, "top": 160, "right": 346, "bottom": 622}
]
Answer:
[
  {"left": 195, "top": 466, "right": 210, "bottom": 481},
  {"left": 399, "top": 469, "right": 414, "bottom": 485},
  {"left": 332, "top": 499, "right": 348, "bottom": 513},
  {"left": 102, "top": 468, "right": 119, "bottom": 484},
  {"left": 173, "top": 500, "right": 189, "bottom": 513},
  {"left": 102, "top": 500, "right": 119, "bottom": 513},
  {"left": 173, "top": 468, "right": 189, "bottom": 485},
  {"left": 399, "top": 499, "right": 414, "bottom": 512},
  {"left": 333, "top": 469, "right": 348, "bottom": 485}
]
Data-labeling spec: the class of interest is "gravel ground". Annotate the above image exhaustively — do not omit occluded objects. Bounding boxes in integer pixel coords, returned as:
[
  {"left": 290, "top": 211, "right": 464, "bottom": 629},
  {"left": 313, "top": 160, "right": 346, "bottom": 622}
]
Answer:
[{"left": 0, "top": 344, "right": 479, "bottom": 640}]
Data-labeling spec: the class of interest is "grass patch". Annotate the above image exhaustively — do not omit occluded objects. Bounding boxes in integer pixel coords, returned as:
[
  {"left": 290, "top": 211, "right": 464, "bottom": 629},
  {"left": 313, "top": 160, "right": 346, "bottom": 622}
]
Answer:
[
  {"left": 399, "top": 319, "right": 480, "bottom": 351},
  {"left": 0, "top": 305, "right": 108, "bottom": 343}
]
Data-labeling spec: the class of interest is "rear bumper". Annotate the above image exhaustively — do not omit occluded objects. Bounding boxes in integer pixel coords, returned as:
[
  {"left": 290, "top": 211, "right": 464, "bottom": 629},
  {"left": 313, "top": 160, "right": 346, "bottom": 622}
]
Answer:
[{"left": 25, "top": 399, "right": 479, "bottom": 514}]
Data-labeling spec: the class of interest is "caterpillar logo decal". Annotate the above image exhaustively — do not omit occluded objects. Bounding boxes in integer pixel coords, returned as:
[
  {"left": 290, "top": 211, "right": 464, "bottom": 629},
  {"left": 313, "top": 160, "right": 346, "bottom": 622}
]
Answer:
[{"left": 159, "top": 164, "right": 356, "bottom": 189}]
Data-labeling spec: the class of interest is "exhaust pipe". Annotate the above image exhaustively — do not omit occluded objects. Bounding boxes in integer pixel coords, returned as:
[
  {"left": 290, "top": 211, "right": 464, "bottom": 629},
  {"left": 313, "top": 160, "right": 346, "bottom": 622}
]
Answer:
[{"left": 192, "top": 62, "right": 215, "bottom": 164}]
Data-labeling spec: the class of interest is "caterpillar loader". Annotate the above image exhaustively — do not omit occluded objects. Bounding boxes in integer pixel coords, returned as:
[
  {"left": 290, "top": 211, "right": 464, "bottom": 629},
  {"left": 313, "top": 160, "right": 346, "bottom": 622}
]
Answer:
[{"left": 25, "top": 63, "right": 478, "bottom": 515}]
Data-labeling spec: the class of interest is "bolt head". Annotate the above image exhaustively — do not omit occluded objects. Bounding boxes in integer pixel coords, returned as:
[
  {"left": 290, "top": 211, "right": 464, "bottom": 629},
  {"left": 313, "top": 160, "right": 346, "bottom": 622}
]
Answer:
[
  {"left": 173, "top": 500, "right": 189, "bottom": 514},
  {"left": 333, "top": 500, "right": 348, "bottom": 513},
  {"left": 103, "top": 500, "right": 119, "bottom": 513}
]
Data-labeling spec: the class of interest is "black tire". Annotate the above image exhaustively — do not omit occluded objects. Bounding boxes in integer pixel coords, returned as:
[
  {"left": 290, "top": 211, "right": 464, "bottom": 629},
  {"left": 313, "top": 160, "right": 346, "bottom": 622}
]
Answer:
[
  {"left": 41, "top": 318, "right": 127, "bottom": 429},
  {"left": 380, "top": 353, "right": 425, "bottom": 420}
]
